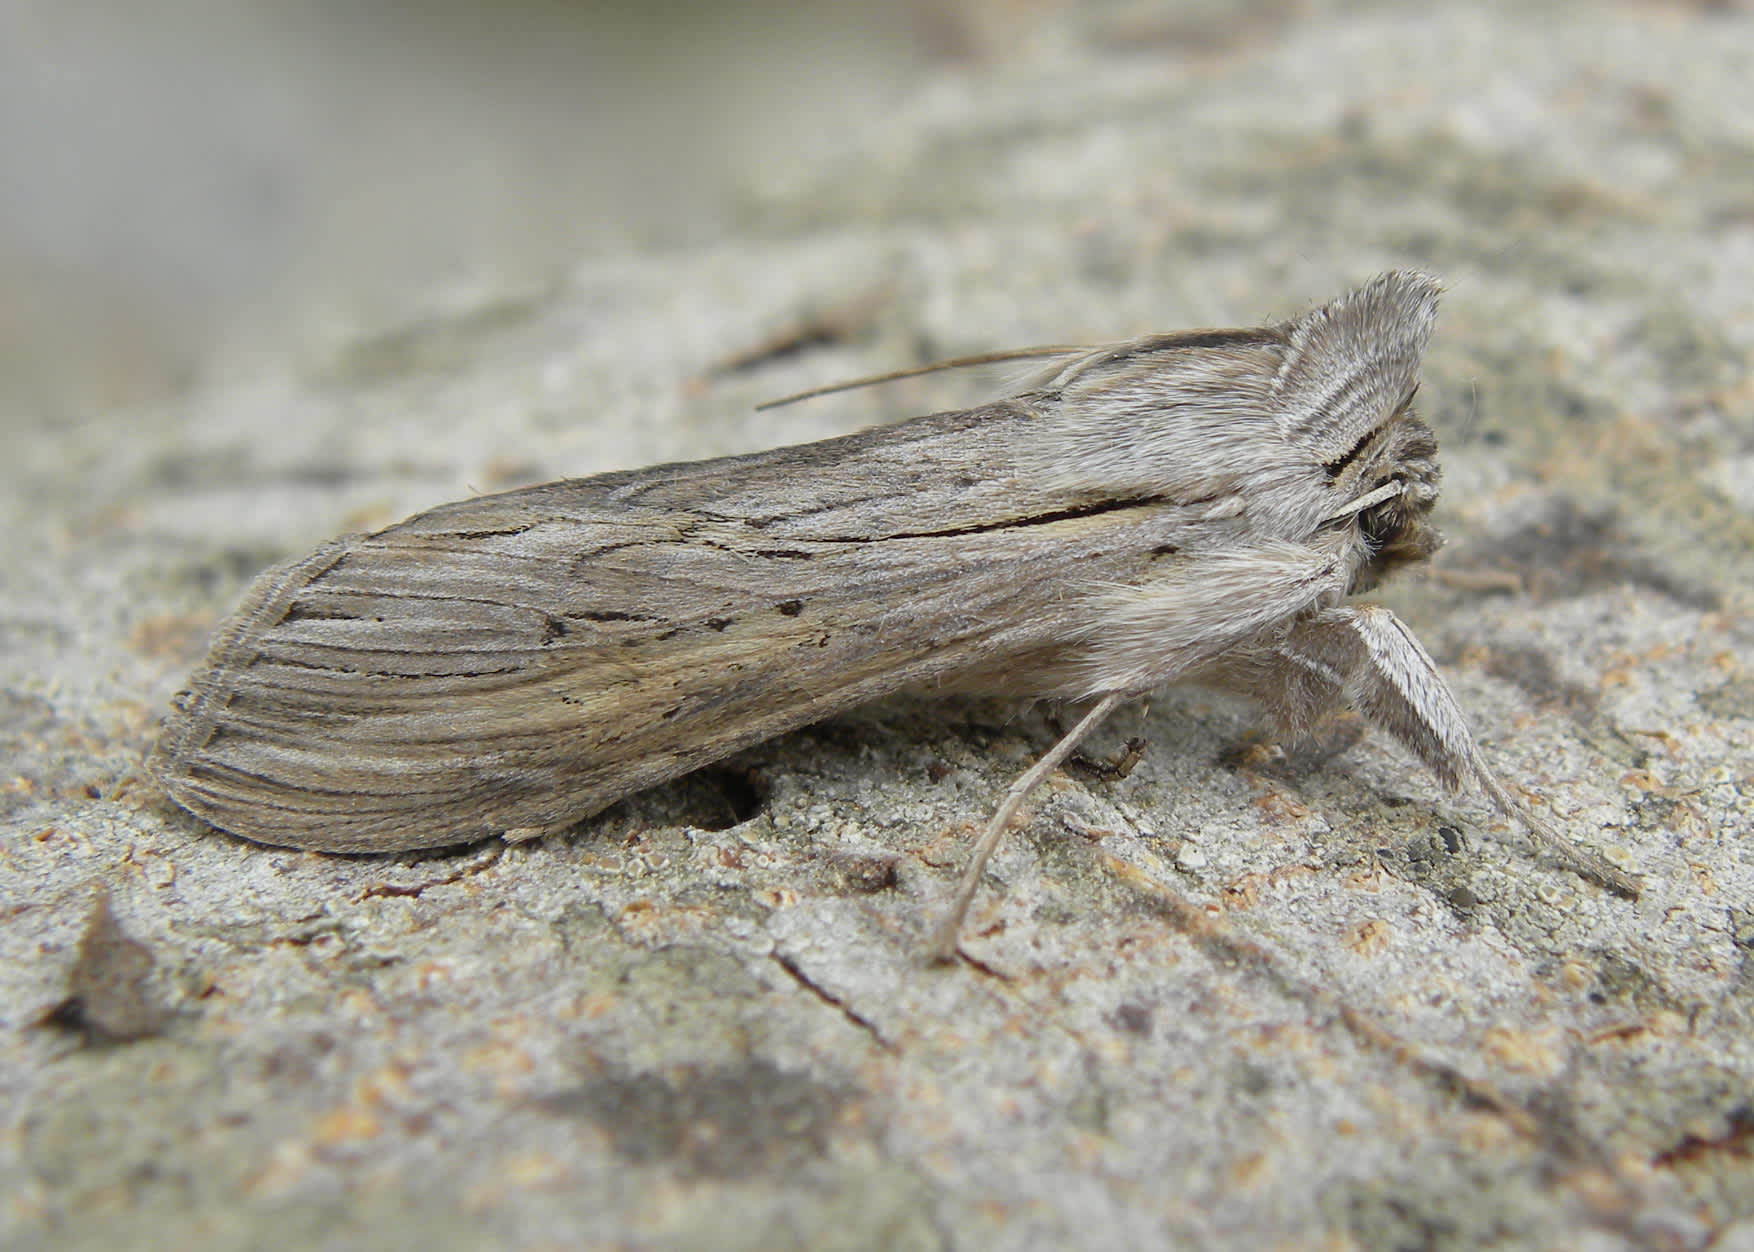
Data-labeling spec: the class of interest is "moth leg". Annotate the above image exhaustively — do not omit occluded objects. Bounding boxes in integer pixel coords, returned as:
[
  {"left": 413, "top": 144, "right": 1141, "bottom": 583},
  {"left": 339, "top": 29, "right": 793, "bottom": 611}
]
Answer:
[
  {"left": 1258, "top": 606, "right": 1638, "bottom": 898},
  {"left": 1068, "top": 737, "right": 1148, "bottom": 783},
  {"left": 1048, "top": 706, "right": 1148, "bottom": 782},
  {"left": 930, "top": 691, "right": 1128, "bottom": 963}
]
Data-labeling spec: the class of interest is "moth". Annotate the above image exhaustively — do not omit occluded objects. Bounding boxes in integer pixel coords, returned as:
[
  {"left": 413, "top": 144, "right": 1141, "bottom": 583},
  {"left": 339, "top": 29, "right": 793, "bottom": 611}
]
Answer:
[{"left": 149, "top": 271, "right": 1635, "bottom": 957}]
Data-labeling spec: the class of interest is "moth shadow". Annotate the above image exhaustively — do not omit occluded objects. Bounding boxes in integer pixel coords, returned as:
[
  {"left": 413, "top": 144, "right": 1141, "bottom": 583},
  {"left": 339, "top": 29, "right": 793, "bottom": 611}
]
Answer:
[
  {"left": 1217, "top": 711, "right": 1370, "bottom": 784},
  {"left": 592, "top": 765, "right": 768, "bottom": 835},
  {"left": 586, "top": 691, "right": 1051, "bottom": 844}
]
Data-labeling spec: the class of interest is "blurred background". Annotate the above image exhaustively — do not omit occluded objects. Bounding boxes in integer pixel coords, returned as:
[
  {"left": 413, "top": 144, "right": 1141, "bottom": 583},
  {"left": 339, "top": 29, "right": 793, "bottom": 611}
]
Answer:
[
  {"left": 0, "top": 0, "right": 1007, "bottom": 414},
  {"left": 6, "top": 1, "right": 1744, "bottom": 419}
]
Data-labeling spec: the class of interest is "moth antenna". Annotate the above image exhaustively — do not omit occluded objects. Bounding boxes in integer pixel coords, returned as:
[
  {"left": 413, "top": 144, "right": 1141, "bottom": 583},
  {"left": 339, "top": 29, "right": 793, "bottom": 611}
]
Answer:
[
  {"left": 930, "top": 692, "right": 1127, "bottom": 963},
  {"left": 755, "top": 345, "right": 1085, "bottom": 411},
  {"left": 1454, "top": 376, "right": 1483, "bottom": 444}
]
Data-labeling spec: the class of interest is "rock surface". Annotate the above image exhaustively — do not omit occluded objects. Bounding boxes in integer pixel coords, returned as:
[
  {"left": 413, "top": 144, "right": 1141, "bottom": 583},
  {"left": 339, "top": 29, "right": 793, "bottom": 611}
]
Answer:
[{"left": 5, "top": 3, "right": 1752, "bottom": 1248}]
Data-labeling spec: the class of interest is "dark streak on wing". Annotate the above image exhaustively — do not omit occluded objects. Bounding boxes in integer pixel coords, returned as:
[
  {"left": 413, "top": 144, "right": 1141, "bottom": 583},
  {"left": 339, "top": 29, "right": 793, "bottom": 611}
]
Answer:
[{"left": 1321, "top": 426, "right": 1378, "bottom": 479}]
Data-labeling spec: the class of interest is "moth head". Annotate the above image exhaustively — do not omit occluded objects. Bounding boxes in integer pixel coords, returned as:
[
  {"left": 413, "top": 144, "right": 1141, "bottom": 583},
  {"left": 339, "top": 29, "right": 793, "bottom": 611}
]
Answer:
[
  {"left": 1269, "top": 270, "right": 1446, "bottom": 590},
  {"left": 1327, "top": 402, "right": 1443, "bottom": 591}
]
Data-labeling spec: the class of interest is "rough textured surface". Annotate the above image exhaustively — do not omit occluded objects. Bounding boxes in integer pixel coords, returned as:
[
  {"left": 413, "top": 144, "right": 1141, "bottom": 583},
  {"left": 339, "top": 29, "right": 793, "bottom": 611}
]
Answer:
[{"left": 5, "top": 2, "right": 1753, "bottom": 1249}]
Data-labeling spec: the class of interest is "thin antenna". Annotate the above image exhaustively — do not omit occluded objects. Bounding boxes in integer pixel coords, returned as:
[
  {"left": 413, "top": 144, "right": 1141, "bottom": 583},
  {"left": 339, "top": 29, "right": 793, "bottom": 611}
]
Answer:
[{"left": 755, "top": 345, "right": 1086, "bottom": 411}]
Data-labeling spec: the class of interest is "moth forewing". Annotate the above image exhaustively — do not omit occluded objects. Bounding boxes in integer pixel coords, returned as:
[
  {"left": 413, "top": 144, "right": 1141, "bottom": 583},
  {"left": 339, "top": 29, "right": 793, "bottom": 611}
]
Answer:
[
  {"left": 150, "top": 406, "right": 1189, "bottom": 852},
  {"left": 149, "top": 269, "right": 1634, "bottom": 953}
]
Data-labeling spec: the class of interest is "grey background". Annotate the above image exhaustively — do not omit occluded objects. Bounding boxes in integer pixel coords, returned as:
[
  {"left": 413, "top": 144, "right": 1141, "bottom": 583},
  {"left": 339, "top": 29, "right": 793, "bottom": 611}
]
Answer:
[{"left": 4, "top": 2, "right": 1753, "bottom": 1249}]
